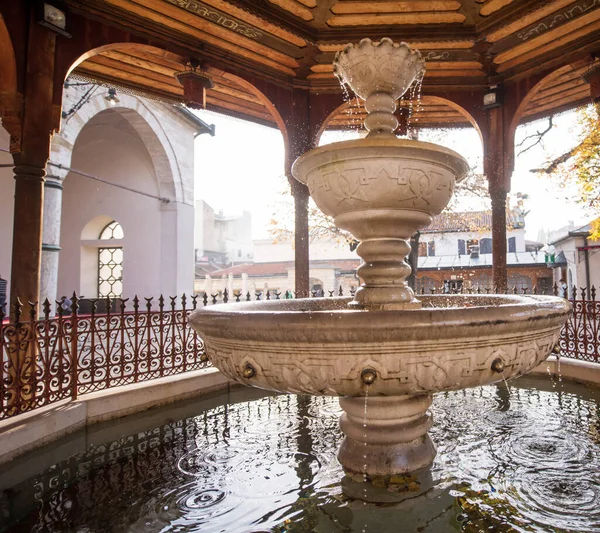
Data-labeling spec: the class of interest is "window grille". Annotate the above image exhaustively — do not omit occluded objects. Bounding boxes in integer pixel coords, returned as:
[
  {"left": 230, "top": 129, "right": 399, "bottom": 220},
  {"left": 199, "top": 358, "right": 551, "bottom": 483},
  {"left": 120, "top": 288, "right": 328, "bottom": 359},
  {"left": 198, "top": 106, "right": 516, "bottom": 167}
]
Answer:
[{"left": 98, "top": 220, "right": 123, "bottom": 298}]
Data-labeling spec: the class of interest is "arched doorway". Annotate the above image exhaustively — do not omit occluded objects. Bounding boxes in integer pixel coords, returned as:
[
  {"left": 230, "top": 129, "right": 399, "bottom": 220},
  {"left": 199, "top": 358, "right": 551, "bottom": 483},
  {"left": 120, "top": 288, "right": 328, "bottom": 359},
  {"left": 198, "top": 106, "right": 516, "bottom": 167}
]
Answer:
[{"left": 54, "top": 91, "right": 199, "bottom": 301}]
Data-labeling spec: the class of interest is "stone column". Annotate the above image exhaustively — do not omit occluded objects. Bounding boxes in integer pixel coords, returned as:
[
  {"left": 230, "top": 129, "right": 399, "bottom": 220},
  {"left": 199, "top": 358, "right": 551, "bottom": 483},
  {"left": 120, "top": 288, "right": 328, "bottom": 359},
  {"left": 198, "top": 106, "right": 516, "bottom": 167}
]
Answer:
[
  {"left": 40, "top": 171, "right": 65, "bottom": 309},
  {"left": 241, "top": 273, "right": 248, "bottom": 295}
]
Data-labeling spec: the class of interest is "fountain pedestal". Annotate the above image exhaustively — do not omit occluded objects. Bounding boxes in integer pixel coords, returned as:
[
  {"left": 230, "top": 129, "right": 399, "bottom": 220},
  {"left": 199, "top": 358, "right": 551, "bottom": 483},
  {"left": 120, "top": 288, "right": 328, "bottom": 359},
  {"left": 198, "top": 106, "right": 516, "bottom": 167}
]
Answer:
[{"left": 338, "top": 394, "right": 435, "bottom": 475}]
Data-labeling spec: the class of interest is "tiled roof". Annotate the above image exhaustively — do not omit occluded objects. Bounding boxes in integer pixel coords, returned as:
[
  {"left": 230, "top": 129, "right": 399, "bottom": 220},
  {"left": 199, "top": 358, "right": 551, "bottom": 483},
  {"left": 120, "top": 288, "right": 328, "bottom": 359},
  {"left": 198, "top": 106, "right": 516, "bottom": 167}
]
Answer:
[
  {"left": 421, "top": 210, "right": 523, "bottom": 233},
  {"left": 206, "top": 260, "right": 361, "bottom": 278},
  {"left": 550, "top": 222, "right": 593, "bottom": 244}
]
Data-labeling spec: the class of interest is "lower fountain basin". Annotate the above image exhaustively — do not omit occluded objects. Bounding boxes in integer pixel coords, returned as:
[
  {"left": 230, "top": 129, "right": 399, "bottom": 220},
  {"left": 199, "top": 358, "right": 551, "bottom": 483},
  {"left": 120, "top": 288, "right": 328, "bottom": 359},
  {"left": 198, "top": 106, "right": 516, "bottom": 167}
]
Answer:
[{"left": 190, "top": 295, "right": 571, "bottom": 397}]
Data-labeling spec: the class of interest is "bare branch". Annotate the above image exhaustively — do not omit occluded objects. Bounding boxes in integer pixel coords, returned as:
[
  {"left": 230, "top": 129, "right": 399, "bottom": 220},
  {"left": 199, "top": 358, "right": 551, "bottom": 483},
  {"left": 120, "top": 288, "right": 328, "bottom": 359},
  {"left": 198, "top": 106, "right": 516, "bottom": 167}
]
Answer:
[
  {"left": 516, "top": 116, "right": 553, "bottom": 157},
  {"left": 530, "top": 141, "right": 584, "bottom": 174}
]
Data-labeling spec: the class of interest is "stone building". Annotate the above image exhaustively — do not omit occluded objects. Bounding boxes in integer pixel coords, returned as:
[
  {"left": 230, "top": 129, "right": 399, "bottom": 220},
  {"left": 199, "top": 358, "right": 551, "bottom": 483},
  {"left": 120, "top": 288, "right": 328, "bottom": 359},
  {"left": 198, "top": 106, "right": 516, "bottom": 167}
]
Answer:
[
  {"left": 197, "top": 210, "right": 552, "bottom": 297},
  {"left": 548, "top": 222, "right": 600, "bottom": 298},
  {"left": 194, "top": 200, "right": 254, "bottom": 266},
  {"left": 415, "top": 210, "right": 551, "bottom": 293},
  {"left": 0, "top": 82, "right": 213, "bottom": 309}
]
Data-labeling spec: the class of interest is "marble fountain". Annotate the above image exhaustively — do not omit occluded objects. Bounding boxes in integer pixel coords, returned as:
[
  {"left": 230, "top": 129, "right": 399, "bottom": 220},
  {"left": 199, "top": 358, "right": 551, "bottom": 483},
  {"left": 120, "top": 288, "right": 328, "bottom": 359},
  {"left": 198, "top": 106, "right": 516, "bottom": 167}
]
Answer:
[{"left": 190, "top": 38, "right": 571, "bottom": 499}]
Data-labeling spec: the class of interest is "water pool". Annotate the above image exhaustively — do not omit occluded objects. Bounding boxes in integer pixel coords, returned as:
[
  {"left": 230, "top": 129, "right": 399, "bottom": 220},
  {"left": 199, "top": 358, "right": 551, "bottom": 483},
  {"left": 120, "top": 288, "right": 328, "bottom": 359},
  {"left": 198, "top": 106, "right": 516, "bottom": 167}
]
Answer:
[{"left": 1, "top": 374, "right": 599, "bottom": 532}]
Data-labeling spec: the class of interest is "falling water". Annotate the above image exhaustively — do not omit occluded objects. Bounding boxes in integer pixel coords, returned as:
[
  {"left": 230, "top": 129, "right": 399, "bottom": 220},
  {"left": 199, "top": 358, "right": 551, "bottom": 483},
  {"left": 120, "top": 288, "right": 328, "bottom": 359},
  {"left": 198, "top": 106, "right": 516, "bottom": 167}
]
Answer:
[
  {"left": 406, "top": 75, "right": 424, "bottom": 132},
  {"left": 341, "top": 82, "right": 351, "bottom": 103},
  {"left": 362, "top": 386, "right": 369, "bottom": 533},
  {"left": 500, "top": 371, "right": 512, "bottom": 397}
]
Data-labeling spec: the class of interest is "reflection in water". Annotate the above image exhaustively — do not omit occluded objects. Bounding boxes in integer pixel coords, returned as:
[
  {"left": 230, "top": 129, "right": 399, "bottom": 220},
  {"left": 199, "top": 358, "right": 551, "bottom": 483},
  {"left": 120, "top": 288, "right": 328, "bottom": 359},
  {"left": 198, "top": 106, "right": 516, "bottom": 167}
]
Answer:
[{"left": 1, "top": 376, "right": 600, "bottom": 532}]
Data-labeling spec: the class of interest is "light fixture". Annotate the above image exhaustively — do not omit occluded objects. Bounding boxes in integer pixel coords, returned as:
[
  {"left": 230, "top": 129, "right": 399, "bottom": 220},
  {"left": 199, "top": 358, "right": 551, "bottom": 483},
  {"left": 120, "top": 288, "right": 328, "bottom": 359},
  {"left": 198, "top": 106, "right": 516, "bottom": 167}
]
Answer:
[
  {"left": 105, "top": 88, "right": 120, "bottom": 107},
  {"left": 483, "top": 85, "right": 503, "bottom": 109},
  {"left": 37, "top": 2, "right": 71, "bottom": 38},
  {"left": 174, "top": 60, "right": 215, "bottom": 110}
]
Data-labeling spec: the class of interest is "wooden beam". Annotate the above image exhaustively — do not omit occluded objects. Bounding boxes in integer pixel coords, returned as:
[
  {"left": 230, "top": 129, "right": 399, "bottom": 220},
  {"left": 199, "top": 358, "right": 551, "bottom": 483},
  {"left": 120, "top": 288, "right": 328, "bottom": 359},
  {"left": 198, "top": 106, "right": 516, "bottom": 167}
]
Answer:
[{"left": 327, "top": 13, "right": 467, "bottom": 26}]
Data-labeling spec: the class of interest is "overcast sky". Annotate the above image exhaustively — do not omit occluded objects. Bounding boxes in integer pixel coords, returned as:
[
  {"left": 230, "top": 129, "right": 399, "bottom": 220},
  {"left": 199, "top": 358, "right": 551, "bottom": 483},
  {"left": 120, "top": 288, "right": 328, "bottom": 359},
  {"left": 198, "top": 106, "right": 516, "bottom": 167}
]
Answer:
[{"left": 194, "top": 107, "right": 590, "bottom": 242}]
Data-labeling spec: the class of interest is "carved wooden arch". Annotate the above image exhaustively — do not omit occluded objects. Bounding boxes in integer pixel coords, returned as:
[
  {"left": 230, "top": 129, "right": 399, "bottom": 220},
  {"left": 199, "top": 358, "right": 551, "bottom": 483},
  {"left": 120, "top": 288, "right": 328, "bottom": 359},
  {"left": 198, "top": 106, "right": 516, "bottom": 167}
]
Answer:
[
  {"left": 65, "top": 43, "right": 289, "bottom": 196},
  {"left": 65, "top": 42, "right": 187, "bottom": 80},
  {"left": 209, "top": 67, "right": 290, "bottom": 154},
  {"left": 51, "top": 92, "right": 185, "bottom": 203},
  {"left": 315, "top": 94, "right": 483, "bottom": 146},
  {"left": 0, "top": 13, "right": 22, "bottom": 152},
  {"left": 508, "top": 64, "right": 575, "bottom": 154}
]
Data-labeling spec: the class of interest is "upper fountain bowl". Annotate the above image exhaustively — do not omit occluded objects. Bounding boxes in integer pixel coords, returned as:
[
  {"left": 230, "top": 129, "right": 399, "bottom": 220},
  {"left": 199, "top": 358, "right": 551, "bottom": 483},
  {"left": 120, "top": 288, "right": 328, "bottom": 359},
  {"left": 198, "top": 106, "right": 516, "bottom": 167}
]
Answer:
[{"left": 334, "top": 38, "right": 425, "bottom": 101}]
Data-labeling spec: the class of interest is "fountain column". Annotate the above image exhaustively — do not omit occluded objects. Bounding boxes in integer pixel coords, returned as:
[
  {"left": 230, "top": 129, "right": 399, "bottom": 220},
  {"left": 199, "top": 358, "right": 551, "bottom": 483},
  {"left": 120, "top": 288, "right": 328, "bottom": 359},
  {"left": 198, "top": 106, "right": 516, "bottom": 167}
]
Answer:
[{"left": 338, "top": 395, "right": 435, "bottom": 476}]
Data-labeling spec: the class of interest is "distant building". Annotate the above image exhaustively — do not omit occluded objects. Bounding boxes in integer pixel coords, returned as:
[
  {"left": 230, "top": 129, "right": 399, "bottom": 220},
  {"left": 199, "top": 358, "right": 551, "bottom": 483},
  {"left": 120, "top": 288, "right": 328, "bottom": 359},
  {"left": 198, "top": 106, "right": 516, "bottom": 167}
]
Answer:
[
  {"left": 196, "top": 209, "right": 554, "bottom": 297},
  {"left": 548, "top": 221, "right": 600, "bottom": 297},
  {"left": 194, "top": 201, "right": 254, "bottom": 266},
  {"left": 416, "top": 210, "right": 551, "bottom": 293}
]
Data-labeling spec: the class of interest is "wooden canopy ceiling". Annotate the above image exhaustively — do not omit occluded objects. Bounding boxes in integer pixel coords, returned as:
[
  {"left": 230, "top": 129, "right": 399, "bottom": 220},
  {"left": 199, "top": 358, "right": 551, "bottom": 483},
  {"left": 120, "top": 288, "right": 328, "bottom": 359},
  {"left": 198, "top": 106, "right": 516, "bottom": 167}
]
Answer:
[{"left": 65, "top": 0, "right": 600, "bottom": 130}]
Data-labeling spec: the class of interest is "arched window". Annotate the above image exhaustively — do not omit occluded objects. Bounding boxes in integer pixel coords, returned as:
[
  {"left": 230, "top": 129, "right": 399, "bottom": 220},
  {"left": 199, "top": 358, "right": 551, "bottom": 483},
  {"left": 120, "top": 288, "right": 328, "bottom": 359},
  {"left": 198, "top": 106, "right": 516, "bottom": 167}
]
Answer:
[
  {"left": 98, "top": 221, "right": 123, "bottom": 298},
  {"left": 99, "top": 220, "right": 124, "bottom": 240}
]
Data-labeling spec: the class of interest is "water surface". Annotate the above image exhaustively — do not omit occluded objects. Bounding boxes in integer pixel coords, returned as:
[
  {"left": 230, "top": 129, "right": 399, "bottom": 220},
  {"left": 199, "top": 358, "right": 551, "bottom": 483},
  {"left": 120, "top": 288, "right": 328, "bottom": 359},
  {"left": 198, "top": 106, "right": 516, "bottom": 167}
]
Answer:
[{"left": 1, "top": 375, "right": 599, "bottom": 532}]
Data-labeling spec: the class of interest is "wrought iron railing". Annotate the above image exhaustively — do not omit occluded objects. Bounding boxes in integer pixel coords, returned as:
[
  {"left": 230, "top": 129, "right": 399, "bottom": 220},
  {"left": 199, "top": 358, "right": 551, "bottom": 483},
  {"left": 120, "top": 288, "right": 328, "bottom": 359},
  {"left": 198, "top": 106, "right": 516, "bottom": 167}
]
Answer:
[
  {"left": 1, "top": 285, "right": 598, "bottom": 421},
  {"left": 0, "top": 295, "right": 208, "bottom": 420}
]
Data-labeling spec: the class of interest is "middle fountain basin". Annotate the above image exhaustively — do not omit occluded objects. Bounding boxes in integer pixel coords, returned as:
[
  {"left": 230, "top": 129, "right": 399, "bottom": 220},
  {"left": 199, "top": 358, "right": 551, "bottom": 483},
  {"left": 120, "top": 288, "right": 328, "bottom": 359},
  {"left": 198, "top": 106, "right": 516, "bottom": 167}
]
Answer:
[{"left": 191, "top": 294, "right": 571, "bottom": 397}]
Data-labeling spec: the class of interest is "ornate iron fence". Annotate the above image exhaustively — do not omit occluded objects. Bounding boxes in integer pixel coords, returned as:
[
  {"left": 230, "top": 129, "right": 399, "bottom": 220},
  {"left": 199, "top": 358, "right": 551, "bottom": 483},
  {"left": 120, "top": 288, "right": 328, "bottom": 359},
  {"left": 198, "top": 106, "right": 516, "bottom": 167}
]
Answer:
[
  {"left": 0, "top": 295, "right": 208, "bottom": 420},
  {"left": 1, "top": 285, "right": 598, "bottom": 421}
]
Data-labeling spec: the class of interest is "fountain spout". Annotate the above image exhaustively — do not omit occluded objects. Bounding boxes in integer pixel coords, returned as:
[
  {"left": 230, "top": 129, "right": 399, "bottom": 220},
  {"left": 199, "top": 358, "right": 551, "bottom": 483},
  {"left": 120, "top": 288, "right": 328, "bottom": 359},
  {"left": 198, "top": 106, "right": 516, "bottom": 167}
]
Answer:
[{"left": 334, "top": 38, "right": 425, "bottom": 138}]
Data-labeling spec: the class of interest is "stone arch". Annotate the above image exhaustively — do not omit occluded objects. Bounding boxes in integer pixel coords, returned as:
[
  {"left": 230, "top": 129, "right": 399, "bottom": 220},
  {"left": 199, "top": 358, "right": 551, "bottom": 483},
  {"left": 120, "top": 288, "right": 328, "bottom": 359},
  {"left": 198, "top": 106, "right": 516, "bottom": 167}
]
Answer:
[
  {"left": 51, "top": 90, "right": 184, "bottom": 203},
  {"left": 81, "top": 214, "right": 119, "bottom": 240},
  {"left": 316, "top": 95, "right": 483, "bottom": 145}
]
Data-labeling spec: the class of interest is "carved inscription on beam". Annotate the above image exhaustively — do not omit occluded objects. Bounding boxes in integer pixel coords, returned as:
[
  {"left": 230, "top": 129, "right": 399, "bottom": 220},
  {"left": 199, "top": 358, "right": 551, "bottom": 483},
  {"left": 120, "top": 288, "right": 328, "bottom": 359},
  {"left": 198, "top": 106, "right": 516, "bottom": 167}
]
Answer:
[
  {"left": 491, "top": 0, "right": 600, "bottom": 53},
  {"left": 165, "top": 0, "right": 264, "bottom": 38}
]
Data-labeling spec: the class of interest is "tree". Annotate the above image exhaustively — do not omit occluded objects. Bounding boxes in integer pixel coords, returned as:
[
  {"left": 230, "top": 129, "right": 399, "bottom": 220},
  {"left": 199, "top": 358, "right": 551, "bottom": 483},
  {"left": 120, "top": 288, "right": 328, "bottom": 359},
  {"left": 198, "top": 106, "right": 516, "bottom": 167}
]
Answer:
[{"left": 531, "top": 103, "right": 600, "bottom": 240}]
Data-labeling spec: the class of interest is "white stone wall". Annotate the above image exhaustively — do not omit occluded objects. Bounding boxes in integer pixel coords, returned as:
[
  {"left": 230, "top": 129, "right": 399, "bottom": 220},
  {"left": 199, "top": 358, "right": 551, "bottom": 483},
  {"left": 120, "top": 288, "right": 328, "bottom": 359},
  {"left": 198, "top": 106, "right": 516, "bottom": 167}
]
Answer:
[
  {"left": 553, "top": 236, "right": 600, "bottom": 293},
  {"left": 0, "top": 124, "right": 14, "bottom": 306},
  {"left": 58, "top": 99, "right": 194, "bottom": 298},
  {"left": 53, "top": 86, "right": 198, "bottom": 301}
]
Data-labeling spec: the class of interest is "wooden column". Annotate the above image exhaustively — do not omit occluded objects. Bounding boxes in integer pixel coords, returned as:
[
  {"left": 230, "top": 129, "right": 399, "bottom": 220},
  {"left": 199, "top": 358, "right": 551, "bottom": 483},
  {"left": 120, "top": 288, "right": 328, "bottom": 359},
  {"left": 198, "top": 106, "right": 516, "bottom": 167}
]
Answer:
[
  {"left": 483, "top": 106, "right": 511, "bottom": 291},
  {"left": 284, "top": 88, "right": 320, "bottom": 298},
  {"left": 489, "top": 184, "right": 508, "bottom": 290},
  {"left": 292, "top": 179, "right": 310, "bottom": 297},
  {"left": 9, "top": 18, "right": 57, "bottom": 308}
]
